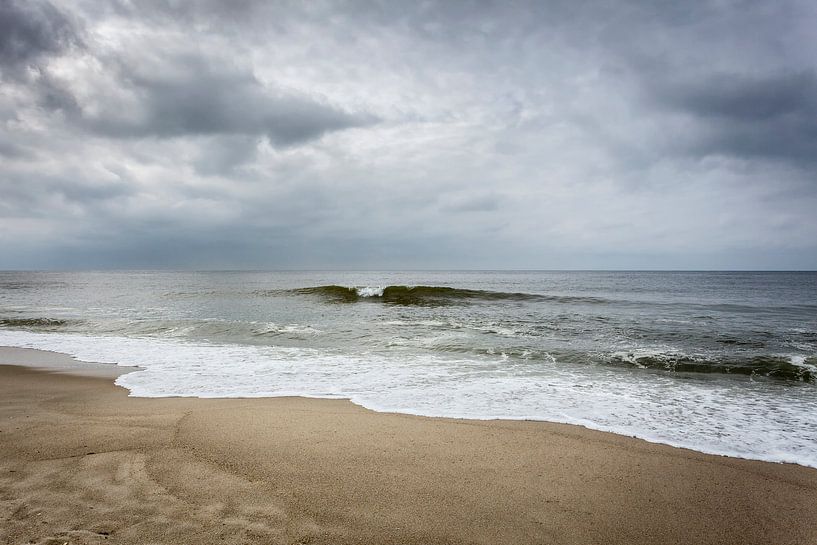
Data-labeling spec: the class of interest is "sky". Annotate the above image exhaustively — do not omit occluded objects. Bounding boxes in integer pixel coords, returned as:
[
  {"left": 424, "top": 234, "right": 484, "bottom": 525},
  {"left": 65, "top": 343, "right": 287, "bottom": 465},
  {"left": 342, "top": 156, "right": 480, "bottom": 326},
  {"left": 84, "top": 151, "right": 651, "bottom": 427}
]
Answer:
[{"left": 1, "top": 0, "right": 816, "bottom": 270}]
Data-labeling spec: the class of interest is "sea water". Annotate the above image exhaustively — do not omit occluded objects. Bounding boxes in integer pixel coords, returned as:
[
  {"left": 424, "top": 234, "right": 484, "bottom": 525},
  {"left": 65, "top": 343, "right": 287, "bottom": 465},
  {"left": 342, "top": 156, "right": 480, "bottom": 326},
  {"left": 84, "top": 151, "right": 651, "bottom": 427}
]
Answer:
[{"left": 1, "top": 270, "right": 815, "bottom": 467}]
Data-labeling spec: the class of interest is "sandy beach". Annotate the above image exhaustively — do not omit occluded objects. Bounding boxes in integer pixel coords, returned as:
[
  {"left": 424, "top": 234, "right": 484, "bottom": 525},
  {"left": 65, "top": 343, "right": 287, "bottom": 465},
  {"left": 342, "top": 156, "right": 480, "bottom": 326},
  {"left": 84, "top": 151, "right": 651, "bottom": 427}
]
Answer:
[{"left": 1, "top": 348, "right": 816, "bottom": 545}]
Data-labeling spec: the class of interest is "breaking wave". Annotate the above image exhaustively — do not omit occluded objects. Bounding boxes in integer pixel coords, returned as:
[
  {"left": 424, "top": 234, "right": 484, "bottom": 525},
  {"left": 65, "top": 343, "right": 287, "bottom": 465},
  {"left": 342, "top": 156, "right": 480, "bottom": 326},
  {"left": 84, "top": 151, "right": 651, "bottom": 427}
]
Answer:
[
  {"left": 608, "top": 351, "right": 816, "bottom": 382},
  {"left": 287, "top": 285, "right": 608, "bottom": 305}
]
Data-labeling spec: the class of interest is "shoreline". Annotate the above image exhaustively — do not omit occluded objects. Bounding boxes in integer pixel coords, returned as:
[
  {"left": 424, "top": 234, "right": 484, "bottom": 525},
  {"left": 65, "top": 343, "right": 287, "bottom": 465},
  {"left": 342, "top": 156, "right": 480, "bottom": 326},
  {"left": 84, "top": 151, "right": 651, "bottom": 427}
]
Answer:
[
  {"left": 0, "top": 346, "right": 141, "bottom": 378},
  {"left": 4, "top": 344, "right": 817, "bottom": 469},
  {"left": 3, "top": 344, "right": 816, "bottom": 470},
  {"left": 1, "top": 349, "right": 816, "bottom": 544}
]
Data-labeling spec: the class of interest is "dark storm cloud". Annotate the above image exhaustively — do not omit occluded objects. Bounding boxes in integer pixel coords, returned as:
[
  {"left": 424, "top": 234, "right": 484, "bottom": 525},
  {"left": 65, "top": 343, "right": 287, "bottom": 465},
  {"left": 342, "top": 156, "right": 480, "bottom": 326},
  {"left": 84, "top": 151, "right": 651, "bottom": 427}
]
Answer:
[
  {"left": 652, "top": 71, "right": 817, "bottom": 164},
  {"left": 666, "top": 72, "right": 816, "bottom": 121},
  {"left": 75, "top": 54, "right": 376, "bottom": 145},
  {"left": 0, "top": 0, "right": 80, "bottom": 70},
  {"left": 0, "top": 1, "right": 375, "bottom": 148}
]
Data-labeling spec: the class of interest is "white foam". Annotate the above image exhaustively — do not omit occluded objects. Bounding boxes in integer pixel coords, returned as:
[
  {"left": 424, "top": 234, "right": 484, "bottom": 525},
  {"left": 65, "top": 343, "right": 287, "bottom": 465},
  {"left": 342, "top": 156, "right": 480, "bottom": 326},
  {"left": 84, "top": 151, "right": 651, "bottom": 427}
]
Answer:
[
  {"left": 252, "top": 322, "right": 322, "bottom": 336},
  {"left": 2, "top": 329, "right": 816, "bottom": 469},
  {"left": 789, "top": 354, "right": 817, "bottom": 374},
  {"left": 356, "top": 286, "right": 385, "bottom": 297}
]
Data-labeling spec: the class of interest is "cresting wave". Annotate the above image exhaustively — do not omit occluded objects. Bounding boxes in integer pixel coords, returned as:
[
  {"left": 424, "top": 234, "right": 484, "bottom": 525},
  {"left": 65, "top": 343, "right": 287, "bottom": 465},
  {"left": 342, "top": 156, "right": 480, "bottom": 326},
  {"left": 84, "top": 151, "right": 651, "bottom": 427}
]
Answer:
[
  {"left": 286, "top": 285, "right": 609, "bottom": 305},
  {"left": 607, "top": 351, "right": 816, "bottom": 383}
]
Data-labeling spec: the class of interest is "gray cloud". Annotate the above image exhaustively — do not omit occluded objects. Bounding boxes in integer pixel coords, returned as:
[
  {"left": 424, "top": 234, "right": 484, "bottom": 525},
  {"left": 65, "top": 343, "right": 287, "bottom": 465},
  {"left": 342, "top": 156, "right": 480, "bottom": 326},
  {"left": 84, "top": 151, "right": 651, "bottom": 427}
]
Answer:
[
  {"left": 0, "top": 167, "right": 133, "bottom": 218},
  {"left": 1, "top": 0, "right": 816, "bottom": 270},
  {"left": 0, "top": 0, "right": 80, "bottom": 71},
  {"left": 0, "top": 1, "right": 375, "bottom": 148},
  {"left": 665, "top": 72, "right": 817, "bottom": 121},
  {"left": 192, "top": 135, "right": 261, "bottom": 177},
  {"left": 441, "top": 192, "right": 502, "bottom": 213},
  {"left": 75, "top": 54, "right": 376, "bottom": 145},
  {"left": 651, "top": 71, "right": 817, "bottom": 164},
  {"left": 0, "top": 132, "right": 27, "bottom": 158}
]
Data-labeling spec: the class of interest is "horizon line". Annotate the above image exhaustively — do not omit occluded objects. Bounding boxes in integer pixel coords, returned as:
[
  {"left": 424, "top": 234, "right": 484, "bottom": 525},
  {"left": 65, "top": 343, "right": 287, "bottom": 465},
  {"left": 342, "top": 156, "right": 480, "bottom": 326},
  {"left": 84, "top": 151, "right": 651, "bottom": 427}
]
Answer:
[{"left": 1, "top": 268, "right": 816, "bottom": 273}]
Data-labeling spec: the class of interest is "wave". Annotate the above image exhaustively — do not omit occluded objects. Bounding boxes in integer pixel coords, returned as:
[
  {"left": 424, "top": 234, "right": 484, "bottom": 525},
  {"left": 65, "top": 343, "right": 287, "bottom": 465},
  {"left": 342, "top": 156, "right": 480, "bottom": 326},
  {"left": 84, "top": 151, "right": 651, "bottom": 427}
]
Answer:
[
  {"left": 287, "top": 285, "right": 608, "bottom": 305},
  {"left": 0, "top": 281, "right": 68, "bottom": 290},
  {"left": 392, "top": 341, "right": 817, "bottom": 383},
  {"left": 0, "top": 317, "right": 73, "bottom": 328},
  {"left": 608, "top": 351, "right": 816, "bottom": 382}
]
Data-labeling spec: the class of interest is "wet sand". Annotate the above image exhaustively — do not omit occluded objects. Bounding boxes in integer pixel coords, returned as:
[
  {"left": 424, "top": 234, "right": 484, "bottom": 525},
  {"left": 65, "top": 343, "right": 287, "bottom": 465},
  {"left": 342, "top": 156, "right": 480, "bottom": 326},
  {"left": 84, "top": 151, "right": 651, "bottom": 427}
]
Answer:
[{"left": 1, "top": 348, "right": 816, "bottom": 545}]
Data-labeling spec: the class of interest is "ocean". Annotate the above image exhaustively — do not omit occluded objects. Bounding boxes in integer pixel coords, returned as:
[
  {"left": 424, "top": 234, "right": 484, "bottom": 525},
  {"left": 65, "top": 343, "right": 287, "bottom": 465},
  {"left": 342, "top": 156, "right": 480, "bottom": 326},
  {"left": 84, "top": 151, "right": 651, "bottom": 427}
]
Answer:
[{"left": 1, "top": 270, "right": 815, "bottom": 467}]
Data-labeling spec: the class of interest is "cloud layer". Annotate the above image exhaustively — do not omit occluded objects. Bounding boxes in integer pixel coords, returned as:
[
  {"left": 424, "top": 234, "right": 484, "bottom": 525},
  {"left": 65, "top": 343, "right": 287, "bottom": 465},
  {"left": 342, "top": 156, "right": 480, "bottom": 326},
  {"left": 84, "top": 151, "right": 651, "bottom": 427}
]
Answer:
[{"left": 1, "top": 0, "right": 816, "bottom": 269}]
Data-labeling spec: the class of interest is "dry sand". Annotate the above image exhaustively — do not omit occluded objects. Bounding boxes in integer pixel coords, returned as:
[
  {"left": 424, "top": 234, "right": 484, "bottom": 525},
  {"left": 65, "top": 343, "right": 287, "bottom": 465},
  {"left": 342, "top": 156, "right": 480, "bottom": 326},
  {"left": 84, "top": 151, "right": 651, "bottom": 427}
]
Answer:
[{"left": 1, "top": 348, "right": 816, "bottom": 545}]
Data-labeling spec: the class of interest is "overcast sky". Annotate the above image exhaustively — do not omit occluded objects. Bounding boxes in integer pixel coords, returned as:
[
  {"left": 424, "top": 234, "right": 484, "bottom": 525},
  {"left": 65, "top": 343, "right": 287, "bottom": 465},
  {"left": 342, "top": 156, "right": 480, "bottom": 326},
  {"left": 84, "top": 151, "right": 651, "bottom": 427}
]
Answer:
[{"left": 1, "top": 0, "right": 816, "bottom": 270}]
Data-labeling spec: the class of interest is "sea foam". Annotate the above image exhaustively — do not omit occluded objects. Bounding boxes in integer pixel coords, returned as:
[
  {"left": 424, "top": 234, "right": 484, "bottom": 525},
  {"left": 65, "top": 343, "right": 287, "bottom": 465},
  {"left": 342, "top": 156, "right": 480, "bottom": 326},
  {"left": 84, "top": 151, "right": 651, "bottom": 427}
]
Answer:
[
  {"left": 356, "top": 286, "right": 385, "bottom": 297},
  {"left": 2, "top": 329, "right": 816, "bottom": 469}
]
